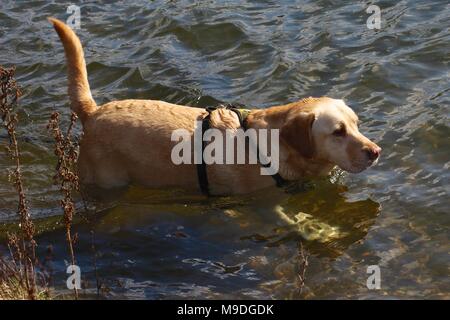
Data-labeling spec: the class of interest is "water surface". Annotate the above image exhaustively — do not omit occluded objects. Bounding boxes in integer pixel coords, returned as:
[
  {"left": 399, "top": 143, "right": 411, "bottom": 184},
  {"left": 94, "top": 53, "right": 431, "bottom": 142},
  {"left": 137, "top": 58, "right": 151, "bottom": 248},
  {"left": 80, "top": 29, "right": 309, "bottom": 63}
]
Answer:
[{"left": 0, "top": 0, "right": 449, "bottom": 299}]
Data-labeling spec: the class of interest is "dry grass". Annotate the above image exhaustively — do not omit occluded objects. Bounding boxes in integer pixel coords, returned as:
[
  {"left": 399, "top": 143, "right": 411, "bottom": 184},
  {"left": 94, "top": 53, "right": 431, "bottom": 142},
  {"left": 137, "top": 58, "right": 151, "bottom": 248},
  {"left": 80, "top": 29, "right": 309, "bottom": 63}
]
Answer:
[
  {"left": 0, "top": 255, "right": 50, "bottom": 300},
  {"left": 0, "top": 65, "right": 37, "bottom": 299},
  {"left": 47, "top": 111, "right": 81, "bottom": 298},
  {"left": 296, "top": 241, "right": 309, "bottom": 295},
  {"left": 0, "top": 65, "right": 84, "bottom": 300}
]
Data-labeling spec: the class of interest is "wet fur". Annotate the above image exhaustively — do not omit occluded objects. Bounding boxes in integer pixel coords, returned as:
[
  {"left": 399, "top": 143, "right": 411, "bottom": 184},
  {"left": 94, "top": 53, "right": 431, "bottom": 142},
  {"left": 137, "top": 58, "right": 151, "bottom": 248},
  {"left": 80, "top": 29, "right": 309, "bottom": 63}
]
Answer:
[{"left": 49, "top": 18, "right": 380, "bottom": 196}]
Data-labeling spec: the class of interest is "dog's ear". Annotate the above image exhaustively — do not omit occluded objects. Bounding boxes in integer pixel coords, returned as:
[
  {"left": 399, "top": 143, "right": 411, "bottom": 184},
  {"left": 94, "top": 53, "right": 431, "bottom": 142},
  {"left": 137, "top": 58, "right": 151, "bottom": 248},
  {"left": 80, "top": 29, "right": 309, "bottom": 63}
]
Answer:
[{"left": 280, "top": 112, "right": 316, "bottom": 158}]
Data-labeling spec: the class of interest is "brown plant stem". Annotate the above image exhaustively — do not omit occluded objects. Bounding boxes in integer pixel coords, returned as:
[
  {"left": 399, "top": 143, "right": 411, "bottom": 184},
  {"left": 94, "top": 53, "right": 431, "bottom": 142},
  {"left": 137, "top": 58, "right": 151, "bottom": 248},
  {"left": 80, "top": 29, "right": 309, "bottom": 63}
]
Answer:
[
  {"left": 47, "top": 111, "right": 79, "bottom": 299},
  {"left": 0, "top": 66, "right": 37, "bottom": 300},
  {"left": 297, "top": 241, "right": 309, "bottom": 295}
]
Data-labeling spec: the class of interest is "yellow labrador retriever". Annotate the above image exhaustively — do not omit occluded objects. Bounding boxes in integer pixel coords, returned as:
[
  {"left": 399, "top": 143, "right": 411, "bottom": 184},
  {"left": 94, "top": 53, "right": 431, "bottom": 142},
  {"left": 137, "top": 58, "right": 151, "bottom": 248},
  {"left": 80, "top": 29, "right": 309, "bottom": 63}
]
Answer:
[{"left": 49, "top": 18, "right": 381, "bottom": 196}]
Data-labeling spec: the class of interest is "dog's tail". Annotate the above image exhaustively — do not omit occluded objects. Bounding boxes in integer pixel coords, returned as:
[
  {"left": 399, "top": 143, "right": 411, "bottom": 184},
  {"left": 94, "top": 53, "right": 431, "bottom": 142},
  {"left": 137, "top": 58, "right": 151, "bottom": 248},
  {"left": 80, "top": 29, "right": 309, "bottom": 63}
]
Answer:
[{"left": 48, "top": 17, "right": 96, "bottom": 124}]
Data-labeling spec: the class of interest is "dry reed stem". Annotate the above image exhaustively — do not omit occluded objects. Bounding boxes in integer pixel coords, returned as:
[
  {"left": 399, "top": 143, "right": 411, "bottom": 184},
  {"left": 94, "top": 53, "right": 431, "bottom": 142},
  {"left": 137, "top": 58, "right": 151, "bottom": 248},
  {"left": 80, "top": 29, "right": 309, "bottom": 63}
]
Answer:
[
  {"left": 47, "top": 111, "right": 80, "bottom": 299},
  {"left": 0, "top": 65, "right": 37, "bottom": 300},
  {"left": 296, "top": 241, "right": 309, "bottom": 295}
]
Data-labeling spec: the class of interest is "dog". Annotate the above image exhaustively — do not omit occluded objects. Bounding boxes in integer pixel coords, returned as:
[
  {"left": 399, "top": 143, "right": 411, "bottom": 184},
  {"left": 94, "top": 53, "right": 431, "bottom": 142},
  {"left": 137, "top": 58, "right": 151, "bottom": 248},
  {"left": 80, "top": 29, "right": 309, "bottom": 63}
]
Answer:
[{"left": 49, "top": 18, "right": 381, "bottom": 196}]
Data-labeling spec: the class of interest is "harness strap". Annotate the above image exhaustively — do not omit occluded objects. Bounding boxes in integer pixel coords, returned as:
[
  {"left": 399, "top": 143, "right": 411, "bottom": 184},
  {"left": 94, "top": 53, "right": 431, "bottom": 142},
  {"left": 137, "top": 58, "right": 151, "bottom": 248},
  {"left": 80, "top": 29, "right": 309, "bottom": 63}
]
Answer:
[
  {"left": 197, "top": 110, "right": 212, "bottom": 195},
  {"left": 197, "top": 105, "right": 287, "bottom": 195}
]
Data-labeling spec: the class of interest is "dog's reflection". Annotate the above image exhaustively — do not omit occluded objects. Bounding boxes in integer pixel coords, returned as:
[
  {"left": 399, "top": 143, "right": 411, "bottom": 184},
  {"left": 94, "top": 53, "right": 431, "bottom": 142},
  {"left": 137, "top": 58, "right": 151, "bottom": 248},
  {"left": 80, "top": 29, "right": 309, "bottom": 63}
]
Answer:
[
  {"left": 85, "top": 177, "right": 380, "bottom": 258},
  {"left": 238, "top": 179, "right": 380, "bottom": 257}
]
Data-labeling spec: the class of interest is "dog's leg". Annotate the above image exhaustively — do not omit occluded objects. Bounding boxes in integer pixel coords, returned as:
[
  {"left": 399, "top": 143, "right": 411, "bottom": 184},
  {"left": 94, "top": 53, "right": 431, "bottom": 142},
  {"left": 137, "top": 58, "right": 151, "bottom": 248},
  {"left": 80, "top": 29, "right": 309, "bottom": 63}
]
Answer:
[{"left": 92, "top": 158, "right": 129, "bottom": 189}]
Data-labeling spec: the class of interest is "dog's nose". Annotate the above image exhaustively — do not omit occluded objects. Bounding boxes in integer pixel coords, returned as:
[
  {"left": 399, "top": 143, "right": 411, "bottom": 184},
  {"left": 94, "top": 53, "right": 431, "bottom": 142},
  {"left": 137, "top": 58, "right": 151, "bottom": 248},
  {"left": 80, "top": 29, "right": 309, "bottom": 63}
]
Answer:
[{"left": 364, "top": 146, "right": 381, "bottom": 161}]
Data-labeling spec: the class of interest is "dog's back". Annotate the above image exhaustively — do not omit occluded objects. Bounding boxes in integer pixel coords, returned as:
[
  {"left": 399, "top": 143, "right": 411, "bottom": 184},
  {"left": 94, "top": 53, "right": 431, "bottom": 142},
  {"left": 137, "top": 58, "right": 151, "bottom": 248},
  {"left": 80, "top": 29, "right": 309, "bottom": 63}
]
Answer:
[{"left": 50, "top": 18, "right": 210, "bottom": 191}]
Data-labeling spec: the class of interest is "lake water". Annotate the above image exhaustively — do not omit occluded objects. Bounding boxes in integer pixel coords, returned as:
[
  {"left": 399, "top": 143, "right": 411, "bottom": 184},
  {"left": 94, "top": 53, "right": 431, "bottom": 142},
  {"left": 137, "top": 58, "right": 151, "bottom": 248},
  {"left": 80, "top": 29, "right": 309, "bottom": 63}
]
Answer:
[{"left": 0, "top": 0, "right": 449, "bottom": 299}]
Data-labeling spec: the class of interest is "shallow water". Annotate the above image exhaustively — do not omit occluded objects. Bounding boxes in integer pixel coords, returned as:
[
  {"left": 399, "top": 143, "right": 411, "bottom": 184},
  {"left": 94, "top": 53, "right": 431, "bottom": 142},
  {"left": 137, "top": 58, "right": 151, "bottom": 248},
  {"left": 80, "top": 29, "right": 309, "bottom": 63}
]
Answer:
[{"left": 0, "top": 0, "right": 449, "bottom": 299}]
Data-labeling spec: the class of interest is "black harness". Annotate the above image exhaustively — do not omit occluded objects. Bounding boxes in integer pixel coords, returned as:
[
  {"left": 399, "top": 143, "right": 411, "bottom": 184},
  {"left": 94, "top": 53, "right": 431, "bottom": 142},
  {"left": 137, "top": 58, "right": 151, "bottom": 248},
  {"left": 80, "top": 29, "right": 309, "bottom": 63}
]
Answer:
[{"left": 196, "top": 105, "right": 286, "bottom": 196}]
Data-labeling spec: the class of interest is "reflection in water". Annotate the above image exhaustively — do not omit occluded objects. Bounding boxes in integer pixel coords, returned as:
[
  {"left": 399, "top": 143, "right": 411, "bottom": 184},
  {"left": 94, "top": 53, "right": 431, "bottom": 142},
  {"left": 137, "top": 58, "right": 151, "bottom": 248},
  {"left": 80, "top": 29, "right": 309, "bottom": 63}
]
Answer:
[
  {"left": 238, "top": 179, "right": 380, "bottom": 257},
  {"left": 89, "top": 178, "right": 379, "bottom": 298},
  {"left": 0, "top": 179, "right": 380, "bottom": 299},
  {"left": 275, "top": 209, "right": 349, "bottom": 243}
]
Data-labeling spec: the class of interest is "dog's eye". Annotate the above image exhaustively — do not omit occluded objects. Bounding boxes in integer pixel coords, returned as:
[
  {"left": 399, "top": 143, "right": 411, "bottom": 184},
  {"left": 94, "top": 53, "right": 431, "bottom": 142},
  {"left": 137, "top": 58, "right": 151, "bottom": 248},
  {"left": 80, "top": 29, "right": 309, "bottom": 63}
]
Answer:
[{"left": 332, "top": 126, "right": 346, "bottom": 137}]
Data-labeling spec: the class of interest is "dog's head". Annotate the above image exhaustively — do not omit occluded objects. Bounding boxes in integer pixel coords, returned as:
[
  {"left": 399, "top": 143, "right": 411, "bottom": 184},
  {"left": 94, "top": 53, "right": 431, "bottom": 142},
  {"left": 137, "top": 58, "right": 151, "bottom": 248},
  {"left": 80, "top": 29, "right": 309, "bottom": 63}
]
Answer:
[{"left": 280, "top": 97, "right": 381, "bottom": 173}]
